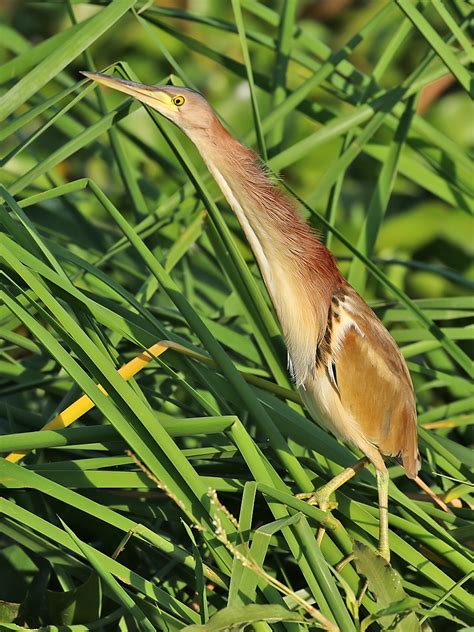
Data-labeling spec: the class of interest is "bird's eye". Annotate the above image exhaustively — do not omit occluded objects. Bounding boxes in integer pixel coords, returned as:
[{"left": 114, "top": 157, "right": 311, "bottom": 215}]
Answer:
[{"left": 173, "top": 95, "right": 185, "bottom": 107}]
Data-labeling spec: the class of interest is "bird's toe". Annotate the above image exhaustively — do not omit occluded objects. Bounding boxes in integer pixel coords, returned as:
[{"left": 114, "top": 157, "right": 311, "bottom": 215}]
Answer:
[{"left": 296, "top": 491, "right": 338, "bottom": 511}]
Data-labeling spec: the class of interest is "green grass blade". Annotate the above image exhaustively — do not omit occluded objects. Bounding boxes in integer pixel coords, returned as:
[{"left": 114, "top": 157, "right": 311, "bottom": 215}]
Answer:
[
  {"left": 0, "top": 0, "right": 136, "bottom": 121},
  {"left": 348, "top": 96, "right": 416, "bottom": 291},
  {"left": 60, "top": 520, "right": 157, "bottom": 632},
  {"left": 396, "top": 0, "right": 471, "bottom": 94},
  {"left": 231, "top": 0, "right": 267, "bottom": 160},
  {"left": 267, "top": 0, "right": 296, "bottom": 154}
]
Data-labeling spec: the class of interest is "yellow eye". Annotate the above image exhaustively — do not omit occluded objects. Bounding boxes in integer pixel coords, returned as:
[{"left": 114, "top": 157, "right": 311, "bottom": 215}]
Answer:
[{"left": 173, "top": 95, "right": 185, "bottom": 107}]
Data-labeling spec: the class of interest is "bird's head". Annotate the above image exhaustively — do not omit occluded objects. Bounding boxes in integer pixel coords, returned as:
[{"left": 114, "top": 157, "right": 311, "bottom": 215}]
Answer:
[{"left": 81, "top": 72, "right": 218, "bottom": 135}]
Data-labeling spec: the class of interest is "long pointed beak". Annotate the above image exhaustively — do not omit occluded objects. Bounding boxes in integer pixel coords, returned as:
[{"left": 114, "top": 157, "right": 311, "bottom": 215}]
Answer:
[{"left": 81, "top": 71, "right": 177, "bottom": 112}]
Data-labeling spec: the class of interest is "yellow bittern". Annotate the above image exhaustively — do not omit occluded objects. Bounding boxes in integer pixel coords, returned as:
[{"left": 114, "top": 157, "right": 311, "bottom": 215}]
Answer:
[{"left": 83, "top": 72, "right": 420, "bottom": 562}]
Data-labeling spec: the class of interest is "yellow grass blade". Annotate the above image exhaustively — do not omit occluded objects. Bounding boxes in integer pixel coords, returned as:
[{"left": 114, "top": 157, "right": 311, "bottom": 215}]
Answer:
[{"left": 5, "top": 342, "right": 169, "bottom": 463}]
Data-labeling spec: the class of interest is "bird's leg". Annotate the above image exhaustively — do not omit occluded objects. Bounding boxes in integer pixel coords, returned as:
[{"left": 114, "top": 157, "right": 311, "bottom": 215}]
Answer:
[
  {"left": 298, "top": 457, "right": 369, "bottom": 507},
  {"left": 376, "top": 467, "right": 390, "bottom": 562},
  {"left": 297, "top": 457, "right": 370, "bottom": 544}
]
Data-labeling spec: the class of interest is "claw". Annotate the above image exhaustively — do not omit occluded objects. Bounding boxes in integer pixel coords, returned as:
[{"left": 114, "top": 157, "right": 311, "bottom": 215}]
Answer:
[
  {"left": 296, "top": 490, "right": 338, "bottom": 547},
  {"left": 296, "top": 492, "right": 338, "bottom": 511}
]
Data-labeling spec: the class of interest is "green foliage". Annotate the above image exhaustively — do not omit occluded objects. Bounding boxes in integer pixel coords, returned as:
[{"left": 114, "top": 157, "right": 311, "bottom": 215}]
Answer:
[
  {"left": 47, "top": 568, "right": 102, "bottom": 625},
  {"left": 182, "top": 604, "right": 306, "bottom": 631},
  {"left": 354, "top": 542, "right": 420, "bottom": 631},
  {"left": 0, "top": 1, "right": 472, "bottom": 630}
]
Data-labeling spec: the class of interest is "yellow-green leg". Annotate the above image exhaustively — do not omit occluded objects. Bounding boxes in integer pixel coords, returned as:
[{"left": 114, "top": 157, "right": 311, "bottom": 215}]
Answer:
[
  {"left": 297, "top": 457, "right": 370, "bottom": 543},
  {"left": 298, "top": 458, "right": 391, "bottom": 562},
  {"left": 377, "top": 468, "right": 390, "bottom": 562}
]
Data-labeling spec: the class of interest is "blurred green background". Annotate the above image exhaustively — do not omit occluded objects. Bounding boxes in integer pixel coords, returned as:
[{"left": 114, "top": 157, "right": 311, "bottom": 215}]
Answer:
[
  {"left": 0, "top": 1, "right": 472, "bottom": 630},
  {"left": 2, "top": 0, "right": 472, "bottom": 301}
]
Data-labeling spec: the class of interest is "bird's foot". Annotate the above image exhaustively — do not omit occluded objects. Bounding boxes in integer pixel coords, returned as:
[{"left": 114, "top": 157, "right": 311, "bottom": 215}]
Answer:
[
  {"left": 296, "top": 490, "right": 337, "bottom": 547},
  {"left": 378, "top": 543, "right": 391, "bottom": 564},
  {"left": 296, "top": 491, "right": 338, "bottom": 512},
  {"left": 335, "top": 553, "right": 355, "bottom": 572}
]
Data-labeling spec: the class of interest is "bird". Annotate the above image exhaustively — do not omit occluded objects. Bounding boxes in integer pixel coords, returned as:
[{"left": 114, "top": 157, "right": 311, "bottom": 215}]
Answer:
[{"left": 82, "top": 71, "right": 420, "bottom": 562}]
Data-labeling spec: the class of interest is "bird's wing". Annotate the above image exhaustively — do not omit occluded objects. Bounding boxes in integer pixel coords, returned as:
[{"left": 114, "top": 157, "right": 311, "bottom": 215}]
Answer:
[{"left": 327, "top": 286, "right": 419, "bottom": 478}]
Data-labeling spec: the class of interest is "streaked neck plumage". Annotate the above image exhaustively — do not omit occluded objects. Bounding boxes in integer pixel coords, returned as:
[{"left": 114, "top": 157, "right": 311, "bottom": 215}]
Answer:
[{"left": 187, "top": 121, "right": 343, "bottom": 384}]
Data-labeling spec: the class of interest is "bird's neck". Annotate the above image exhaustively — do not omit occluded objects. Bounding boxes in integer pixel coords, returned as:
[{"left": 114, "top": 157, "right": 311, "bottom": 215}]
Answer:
[
  {"left": 193, "top": 127, "right": 343, "bottom": 383},
  {"left": 199, "top": 131, "right": 336, "bottom": 276}
]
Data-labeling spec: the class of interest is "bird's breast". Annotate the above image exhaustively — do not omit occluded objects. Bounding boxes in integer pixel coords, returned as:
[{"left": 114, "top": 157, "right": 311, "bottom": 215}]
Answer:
[{"left": 270, "top": 262, "right": 332, "bottom": 387}]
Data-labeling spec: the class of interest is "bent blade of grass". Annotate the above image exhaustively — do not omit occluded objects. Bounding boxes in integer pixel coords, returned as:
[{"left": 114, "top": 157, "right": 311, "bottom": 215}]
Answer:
[
  {"left": 238, "top": 514, "right": 300, "bottom": 606},
  {"left": 227, "top": 421, "right": 359, "bottom": 613},
  {"left": 238, "top": 513, "right": 334, "bottom": 627},
  {"left": 0, "top": 417, "right": 240, "bottom": 456}
]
